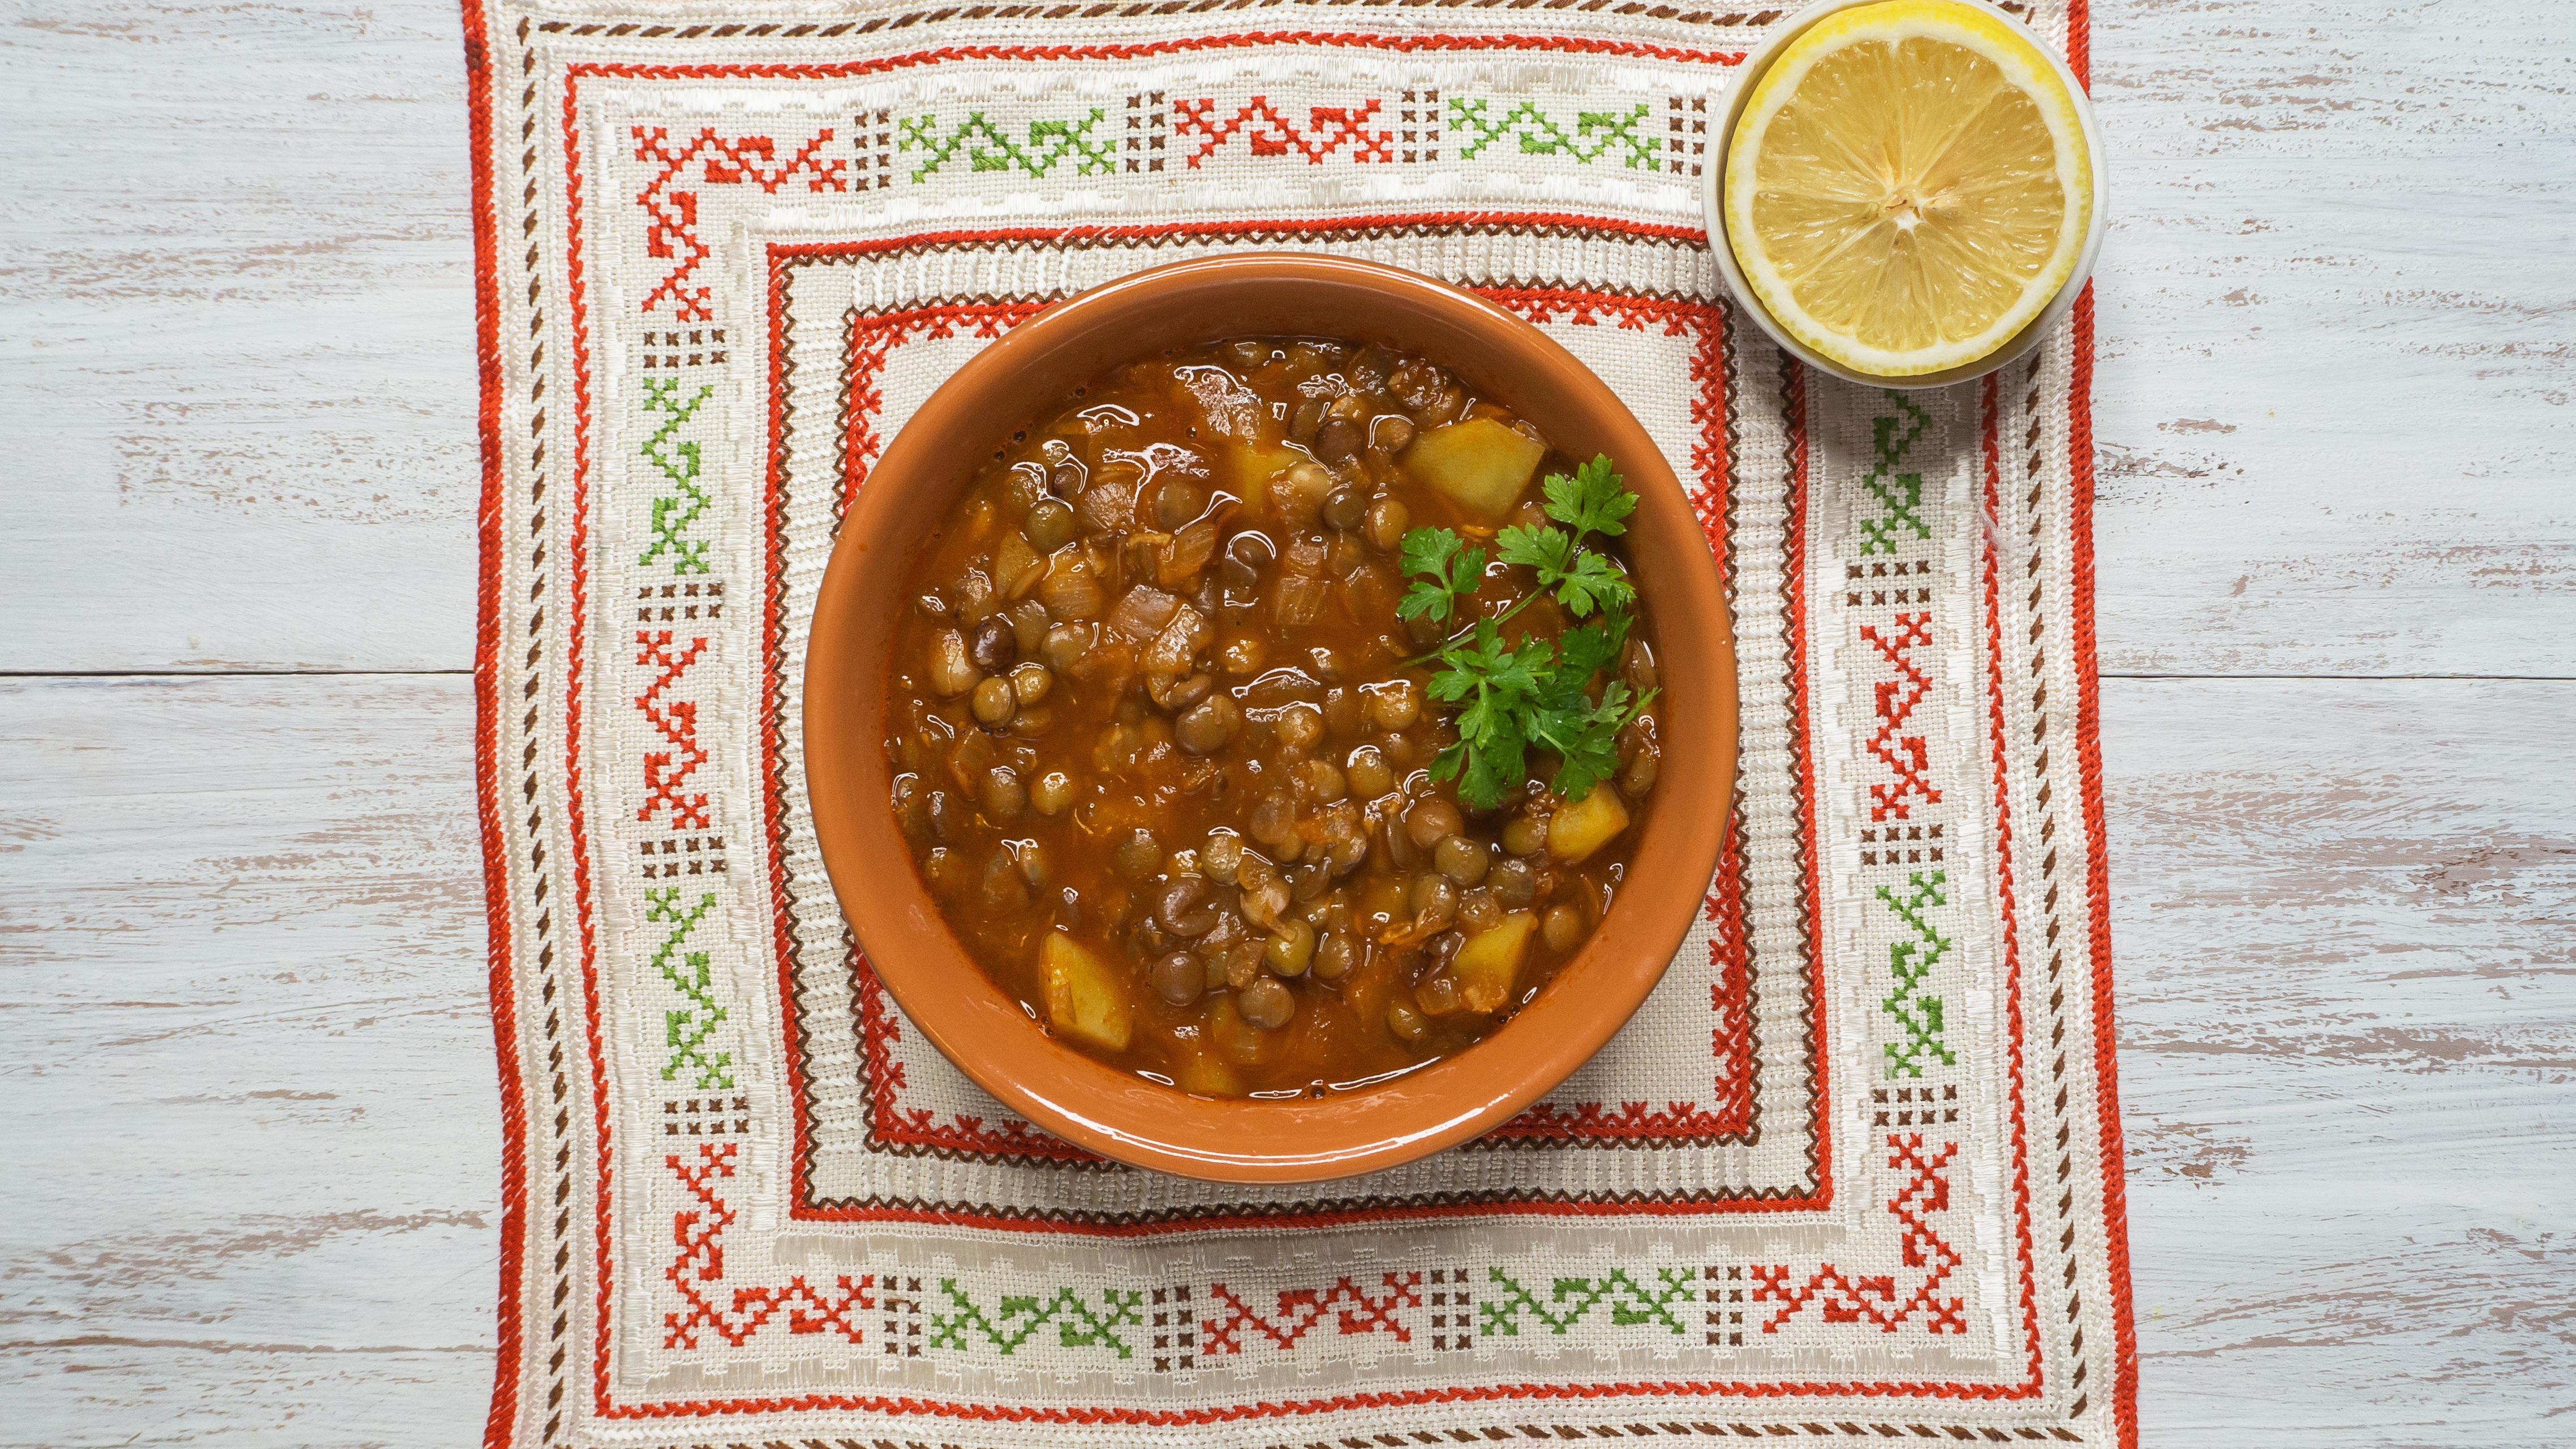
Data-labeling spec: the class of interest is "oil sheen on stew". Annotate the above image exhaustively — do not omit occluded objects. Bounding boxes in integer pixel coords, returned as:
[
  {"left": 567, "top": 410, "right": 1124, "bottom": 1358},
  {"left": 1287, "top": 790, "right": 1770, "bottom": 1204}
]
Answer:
[{"left": 885, "top": 337, "right": 1663, "bottom": 1099}]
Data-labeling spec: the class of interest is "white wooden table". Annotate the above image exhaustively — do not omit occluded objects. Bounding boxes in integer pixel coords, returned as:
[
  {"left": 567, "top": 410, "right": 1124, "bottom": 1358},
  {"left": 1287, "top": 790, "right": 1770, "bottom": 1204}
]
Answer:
[{"left": 6, "top": 2, "right": 2571, "bottom": 1442}]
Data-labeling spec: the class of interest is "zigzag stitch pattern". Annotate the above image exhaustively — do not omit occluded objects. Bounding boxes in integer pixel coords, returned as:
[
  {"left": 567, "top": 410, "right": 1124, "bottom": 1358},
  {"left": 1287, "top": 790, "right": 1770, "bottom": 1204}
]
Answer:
[
  {"left": 898, "top": 109, "right": 1116, "bottom": 179},
  {"left": 646, "top": 887, "right": 732, "bottom": 1089},
  {"left": 1171, "top": 96, "right": 1393, "bottom": 166},
  {"left": 636, "top": 630, "right": 712, "bottom": 831},
  {"left": 1201, "top": 1274, "right": 1422, "bottom": 1353},
  {"left": 639, "top": 379, "right": 713, "bottom": 575},
  {"left": 631, "top": 124, "right": 847, "bottom": 320},
  {"left": 1860, "top": 391, "right": 1932, "bottom": 554},
  {"left": 665, "top": 1145, "right": 872, "bottom": 1348},
  {"left": 1450, "top": 98, "right": 1654, "bottom": 169},
  {"left": 1860, "top": 612, "right": 1941, "bottom": 821},
  {"left": 1747, "top": 1134, "right": 1967, "bottom": 1335},
  {"left": 1878, "top": 870, "right": 1956, "bottom": 1076},
  {"left": 1480, "top": 1266, "right": 1697, "bottom": 1336},
  {"left": 928, "top": 1281, "right": 1145, "bottom": 1357}
]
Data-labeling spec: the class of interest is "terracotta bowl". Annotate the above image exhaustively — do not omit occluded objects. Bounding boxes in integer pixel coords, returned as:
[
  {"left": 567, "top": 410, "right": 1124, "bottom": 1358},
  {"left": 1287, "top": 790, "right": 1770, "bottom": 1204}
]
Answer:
[{"left": 803, "top": 253, "right": 1738, "bottom": 1184}]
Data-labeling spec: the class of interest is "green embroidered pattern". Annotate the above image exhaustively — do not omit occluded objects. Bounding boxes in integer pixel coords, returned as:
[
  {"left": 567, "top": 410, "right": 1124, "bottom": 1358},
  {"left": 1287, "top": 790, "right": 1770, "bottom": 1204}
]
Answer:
[
  {"left": 1480, "top": 1267, "right": 1696, "bottom": 1337},
  {"left": 647, "top": 888, "right": 733, "bottom": 1090},
  {"left": 1859, "top": 392, "right": 1933, "bottom": 556},
  {"left": 898, "top": 110, "right": 1115, "bottom": 180},
  {"left": 928, "top": 1281, "right": 1144, "bottom": 1357},
  {"left": 1879, "top": 870, "right": 1956, "bottom": 1076},
  {"left": 639, "top": 379, "right": 714, "bottom": 575},
  {"left": 1450, "top": 99, "right": 1655, "bottom": 170}
]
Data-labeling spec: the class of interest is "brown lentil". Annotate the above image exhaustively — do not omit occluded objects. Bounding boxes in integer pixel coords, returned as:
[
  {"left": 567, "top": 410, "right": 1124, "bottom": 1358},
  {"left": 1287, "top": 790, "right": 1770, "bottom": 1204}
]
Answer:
[{"left": 970, "top": 676, "right": 1017, "bottom": 727}]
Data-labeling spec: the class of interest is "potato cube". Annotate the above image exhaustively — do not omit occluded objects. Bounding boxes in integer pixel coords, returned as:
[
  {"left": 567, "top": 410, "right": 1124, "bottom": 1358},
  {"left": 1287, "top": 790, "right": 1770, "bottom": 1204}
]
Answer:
[
  {"left": 1401, "top": 418, "right": 1546, "bottom": 521},
  {"left": 1451, "top": 912, "right": 1538, "bottom": 1013},
  {"left": 1546, "top": 784, "right": 1631, "bottom": 864},
  {"left": 1171, "top": 1047, "right": 1246, "bottom": 1099},
  {"left": 1038, "top": 932, "right": 1133, "bottom": 1054},
  {"left": 1222, "top": 444, "right": 1305, "bottom": 507}
]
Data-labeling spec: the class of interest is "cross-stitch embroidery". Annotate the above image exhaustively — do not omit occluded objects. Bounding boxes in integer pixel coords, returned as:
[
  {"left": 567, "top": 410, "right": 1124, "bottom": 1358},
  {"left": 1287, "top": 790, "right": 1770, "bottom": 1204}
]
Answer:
[{"left": 466, "top": 10, "right": 2133, "bottom": 1445}]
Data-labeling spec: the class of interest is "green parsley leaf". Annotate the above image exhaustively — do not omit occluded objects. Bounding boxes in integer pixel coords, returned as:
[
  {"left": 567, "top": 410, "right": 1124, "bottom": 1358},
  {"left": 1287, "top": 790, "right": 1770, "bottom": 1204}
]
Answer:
[
  {"left": 1495, "top": 522, "right": 1574, "bottom": 578},
  {"left": 1498, "top": 515, "right": 1634, "bottom": 618},
  {"left": 1551, "top": 551, "right": 1636, "bottom": 618},
  {"left": 1543, "top": 682, "right": 1652, "bottom": 804},
  {"left": 1396, "top": 580, "right": 1450, "bottom": 624},
  {"left": 1397, "top": 526, "right": 1486, "bottom": 624},
  {"left": 1399, "top": 526, "right": 1461, "bottom": 582},
  {"left": 1541, "top": 454, "right": 1639, "bottom": 540},
  {"left": 1553, "top": 612, "right": 1631, "bottom": 682}
]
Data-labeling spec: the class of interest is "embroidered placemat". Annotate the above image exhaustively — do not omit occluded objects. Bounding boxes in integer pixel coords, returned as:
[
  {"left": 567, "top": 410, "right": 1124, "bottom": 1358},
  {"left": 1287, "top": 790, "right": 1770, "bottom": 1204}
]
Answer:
[{"left": 460, "top": 2, "right": 2137, "bottom": 1443}]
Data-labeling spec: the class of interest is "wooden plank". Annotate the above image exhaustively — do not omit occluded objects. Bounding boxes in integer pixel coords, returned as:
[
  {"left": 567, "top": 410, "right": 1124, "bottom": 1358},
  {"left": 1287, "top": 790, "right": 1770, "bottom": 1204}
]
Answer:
[
  {"left": 3, "top": 675, "right": 2570, "bottom": 1442},
  {"left": 2088, "top": 0, "right": 2576, "bottom": 677},
  {"left": 0, "top": 677, "right": 497, "bottom": 1443},
  {"left": 2102, "top": 678, "right": 2576, "bottom": 1446},
  {"left": 10, "top": 0, "right": 2573, "bottom": 676},
  {"left": 9, "top": 0, "right": 481, "bottom": 673}
]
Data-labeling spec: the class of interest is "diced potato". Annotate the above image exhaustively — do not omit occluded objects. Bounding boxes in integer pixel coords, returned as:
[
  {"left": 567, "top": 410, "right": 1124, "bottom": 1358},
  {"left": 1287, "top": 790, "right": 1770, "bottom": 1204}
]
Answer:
[
  {"left": 1222, "top": 444, "right": 1305, "bottom": 506},
  {"left": 1546, "top": 784, "right": 1631, "bottom": 864},
  {"left": 1401, "top": 417, "right": 1546, "bottom": 521},
  {"left": 1451, "top": 912, "right": 1538, "bottom": 1013},
  {"left": 1038, "top": 932, "right": 1133, "bottom": 1053},
  {"left": 1171, "top": 1047, "right": 1245, "bottom": 1099}
]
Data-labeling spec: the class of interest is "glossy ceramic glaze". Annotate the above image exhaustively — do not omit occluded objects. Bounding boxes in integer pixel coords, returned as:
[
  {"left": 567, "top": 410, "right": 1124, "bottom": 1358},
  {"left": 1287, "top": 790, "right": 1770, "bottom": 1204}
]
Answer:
[{"left": 803, "top": 254, "right": 1738, "bottom": 1183}]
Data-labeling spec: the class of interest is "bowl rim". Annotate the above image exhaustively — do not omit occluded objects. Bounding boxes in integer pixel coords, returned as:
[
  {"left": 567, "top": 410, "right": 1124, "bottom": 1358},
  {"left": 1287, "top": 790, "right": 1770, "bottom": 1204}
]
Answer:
[
  {"left": 801, "top": 253, "right": 1738, "bottom": 1184},
  {"left": 1700, "top": 0, "right": 2110, "bottom": 391}
]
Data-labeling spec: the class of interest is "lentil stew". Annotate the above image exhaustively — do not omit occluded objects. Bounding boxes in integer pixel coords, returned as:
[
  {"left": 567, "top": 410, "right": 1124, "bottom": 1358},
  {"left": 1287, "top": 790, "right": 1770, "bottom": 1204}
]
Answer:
[{"left": 884, "top": 337, "right": 1664, "bottom": 1099}]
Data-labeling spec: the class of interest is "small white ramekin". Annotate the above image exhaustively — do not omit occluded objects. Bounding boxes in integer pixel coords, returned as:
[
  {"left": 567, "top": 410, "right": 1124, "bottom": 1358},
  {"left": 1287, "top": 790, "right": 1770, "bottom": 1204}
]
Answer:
[{"left": 1702, "top": 0, "right": 2109, "bottom": 390}]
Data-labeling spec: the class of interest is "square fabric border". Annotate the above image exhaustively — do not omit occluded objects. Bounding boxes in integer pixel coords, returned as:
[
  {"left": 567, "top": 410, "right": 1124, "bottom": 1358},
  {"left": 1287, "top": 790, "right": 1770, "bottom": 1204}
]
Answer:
[
  {"left": 762, "top": 256, "right": 1822, "bottom": 1225},
  {"left": 461, "top": 2, "right": 2138, "bottom": 1444}
]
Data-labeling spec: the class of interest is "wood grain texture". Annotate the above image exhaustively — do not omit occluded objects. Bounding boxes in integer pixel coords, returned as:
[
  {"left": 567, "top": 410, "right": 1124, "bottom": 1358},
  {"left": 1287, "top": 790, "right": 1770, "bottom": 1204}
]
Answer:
[
  {"left": 2088, "top": 0, "right": 2576, "bottom": 677},
  {"left": 6, "top": 0, "right": 2570, "bottom": 675},
  {"left": 5, "top": 0, "right": 2573, "bottom": 1442},
  {"left": 8, "top": 0, "right": 481, "bottom": 673},
  {"left": 2104, "top": 680, "right": 2576, "bottom": 1447},
  {"left": 0, "top": 678, "right": 498, "bottom": 1444}
]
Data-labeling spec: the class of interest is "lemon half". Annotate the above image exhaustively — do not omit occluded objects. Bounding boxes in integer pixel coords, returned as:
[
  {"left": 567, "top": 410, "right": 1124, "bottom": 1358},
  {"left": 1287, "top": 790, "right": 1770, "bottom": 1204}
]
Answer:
[{"left": 1723, "top": 0, "right": 2093, "bottom": 377}]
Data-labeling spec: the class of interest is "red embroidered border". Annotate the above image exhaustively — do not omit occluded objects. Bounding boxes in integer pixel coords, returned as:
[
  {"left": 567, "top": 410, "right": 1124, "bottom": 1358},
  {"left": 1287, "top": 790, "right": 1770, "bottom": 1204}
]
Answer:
[
  {"left": 563, "top": 29, "right": 1753, "bottom": 86},
  {"left": 454, "top": 16, "right": 2138, "bottom": 1444},
  {"left": 459, "top": 9, "right": 523, "bottom": 1448},
  {"left": 1979, "top": 373, "right": 2049, "bottom": 1402},
  {"left": 795, "top": 291, "right": 1760, "bottom": 1169},
  {"left": 597, "top": 252, "right": 2033, "bottom": 1411},
  {"left": 2068, "top": 278, "right": 2142, "bottom": 1449}
]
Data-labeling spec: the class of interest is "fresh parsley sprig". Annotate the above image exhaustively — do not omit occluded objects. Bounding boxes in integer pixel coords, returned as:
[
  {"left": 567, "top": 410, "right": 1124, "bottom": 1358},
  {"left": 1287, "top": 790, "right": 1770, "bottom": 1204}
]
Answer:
[
  {"left": 1495, "top": 454, "right": 1640, "bottom": 620},
  {"left": 1395, "top": 529, "right": 1486, "bottom": 625},
  {"left": 1397, "top": 454, "right": 1654, "bottom": 810},
  {"left": 1542, "top": 454, "right": 1640, "bottom": 540}
]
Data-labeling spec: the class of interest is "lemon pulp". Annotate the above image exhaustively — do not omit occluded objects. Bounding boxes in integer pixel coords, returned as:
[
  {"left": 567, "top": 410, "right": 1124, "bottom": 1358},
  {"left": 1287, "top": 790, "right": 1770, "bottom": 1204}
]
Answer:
[{"left": 1724, "top": 0, "right": 2093, "bottom": 376}]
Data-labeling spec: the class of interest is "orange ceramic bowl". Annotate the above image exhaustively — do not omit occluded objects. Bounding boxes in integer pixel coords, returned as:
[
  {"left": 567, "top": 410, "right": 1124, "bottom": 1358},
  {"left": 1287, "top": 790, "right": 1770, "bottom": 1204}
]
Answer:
[{"left": 803, "top": 254, "right": 1737, "bottom": 1183}]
